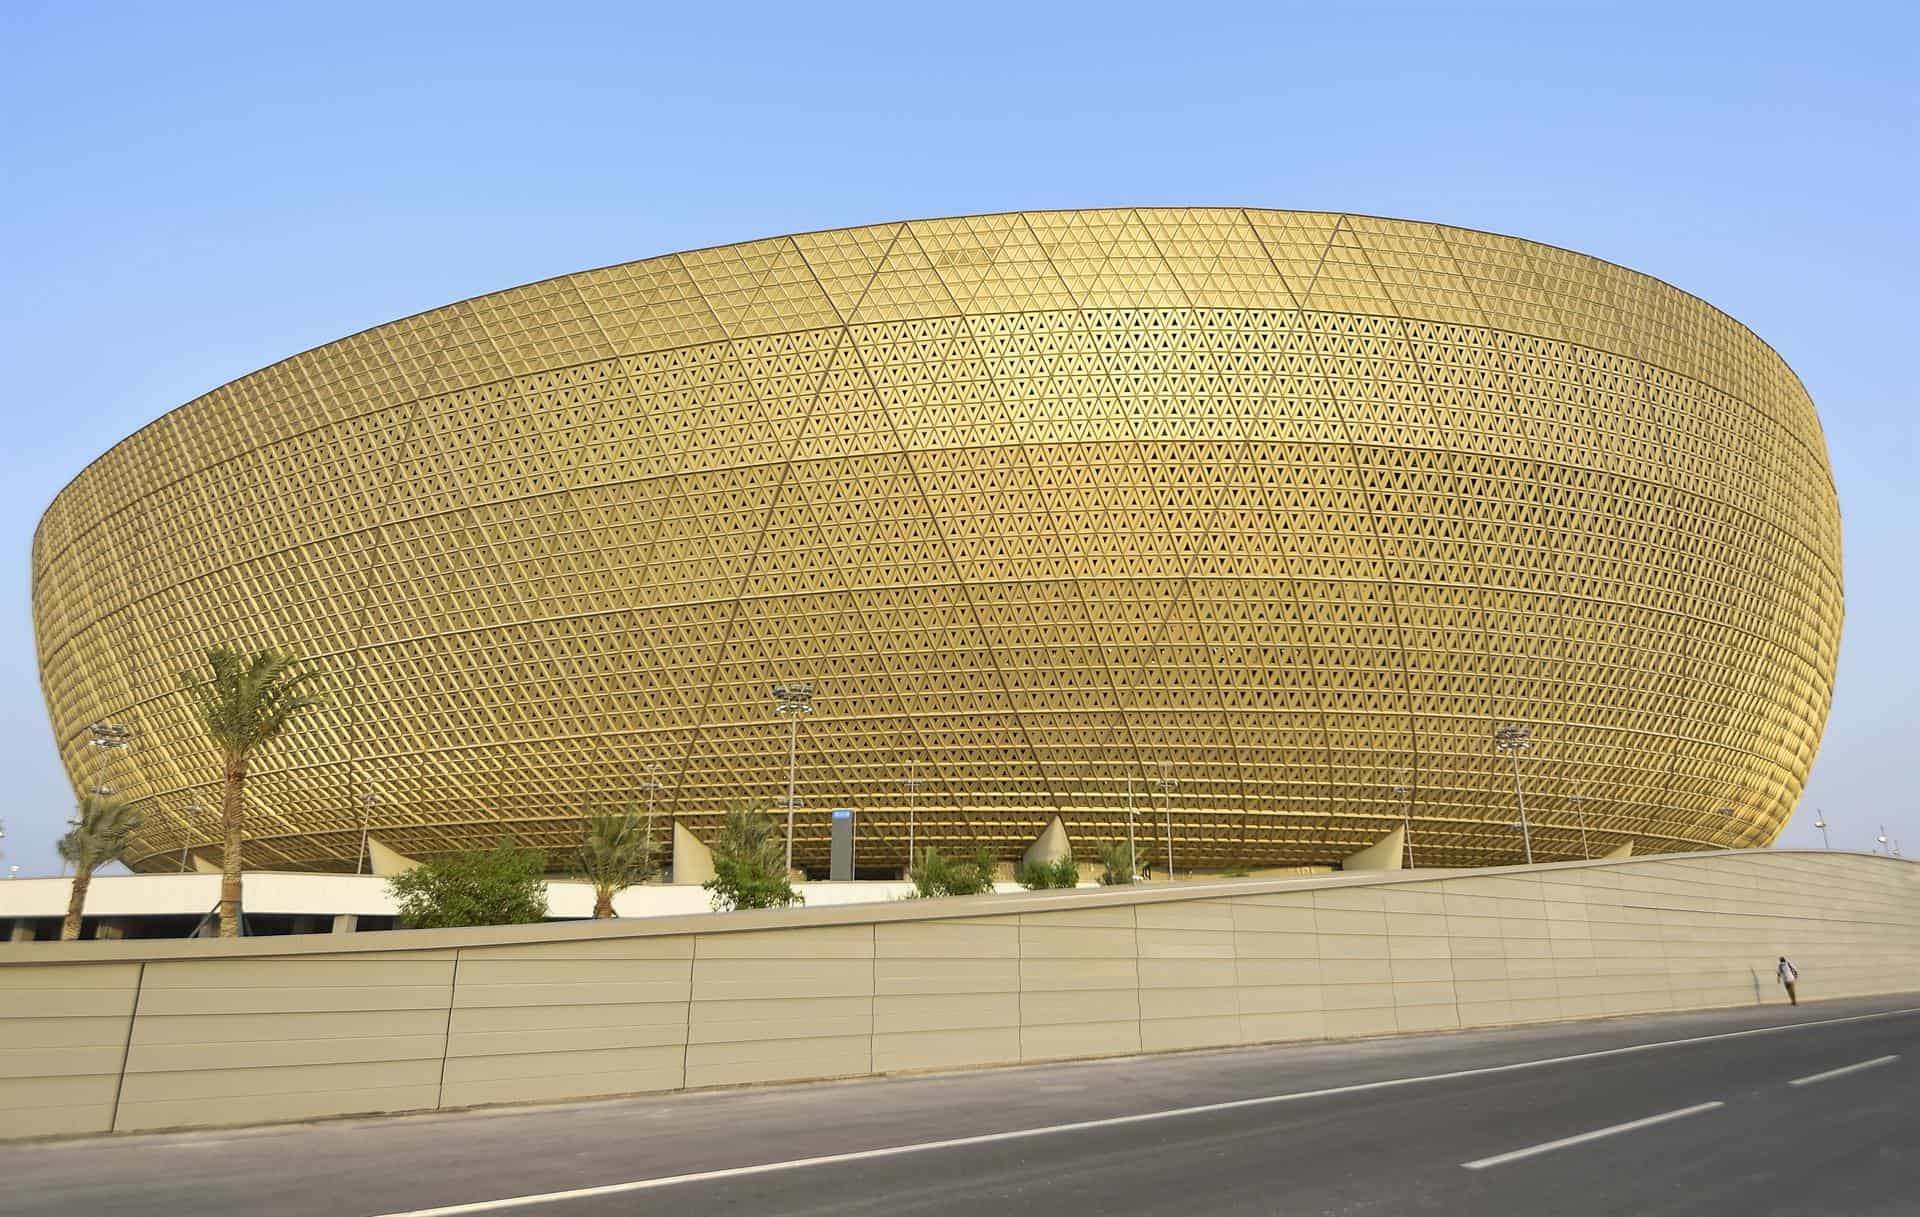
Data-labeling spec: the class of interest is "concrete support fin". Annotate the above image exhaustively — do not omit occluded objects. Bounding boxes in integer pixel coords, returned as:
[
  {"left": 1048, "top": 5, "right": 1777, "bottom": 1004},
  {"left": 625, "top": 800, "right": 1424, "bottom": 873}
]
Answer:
[
  {"left": 671, "top": 820, "right": 715, "bottom": 886},
  {"left": 190, "top": 852, "right": 221, "bottom": 875},
  {"left": 1023, "top": 816, "right": 1072, "bottom": 868},
  {"left": 1343, "top": 824, "right": 1406, "bottom": 871},
  {"left": 366, "top": 836, "right": 421, "bottom": 877},
  {"left": 1600, "top": 839, "right": 1635, "bottom": 860}
]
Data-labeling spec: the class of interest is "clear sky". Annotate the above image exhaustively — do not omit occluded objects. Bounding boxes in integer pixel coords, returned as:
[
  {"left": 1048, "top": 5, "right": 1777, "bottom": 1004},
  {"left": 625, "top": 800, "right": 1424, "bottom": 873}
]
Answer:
[{"left": 1, "top": 1, "right": 1912, "bottom": 872}]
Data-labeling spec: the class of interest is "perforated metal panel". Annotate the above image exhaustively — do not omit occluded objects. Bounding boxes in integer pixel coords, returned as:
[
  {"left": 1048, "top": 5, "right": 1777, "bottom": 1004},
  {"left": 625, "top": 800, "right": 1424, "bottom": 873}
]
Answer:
[{"left": 31, "top": 209, "right": 1842, "bottom": 872}]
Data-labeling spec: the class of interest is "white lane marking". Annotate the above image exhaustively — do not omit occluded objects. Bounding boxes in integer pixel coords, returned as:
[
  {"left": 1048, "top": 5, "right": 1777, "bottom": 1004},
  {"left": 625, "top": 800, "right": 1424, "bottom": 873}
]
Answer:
[
  {"left": 1788, "top": 1054, "right": 1901, "bottom": 1087},
  {"left": 368, "top": 1004, "right": 1920, "bottom": 1217},
  {"left": 1461, "top": 1101, "right": 1725, "bottom": 1170}
]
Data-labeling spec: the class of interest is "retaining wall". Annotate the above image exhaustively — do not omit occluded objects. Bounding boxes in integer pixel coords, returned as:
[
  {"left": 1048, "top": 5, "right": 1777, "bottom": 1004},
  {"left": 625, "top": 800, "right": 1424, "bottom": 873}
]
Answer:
[{"left": 1, "top": 850, "right": 1915, "bottom": 1140}]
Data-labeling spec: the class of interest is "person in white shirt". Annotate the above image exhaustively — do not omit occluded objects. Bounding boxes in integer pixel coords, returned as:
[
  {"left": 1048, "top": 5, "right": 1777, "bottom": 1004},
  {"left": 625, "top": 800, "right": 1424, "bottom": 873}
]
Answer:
[{"left": 1777, "top": 956, "right": 1799, "bottom": 1006}]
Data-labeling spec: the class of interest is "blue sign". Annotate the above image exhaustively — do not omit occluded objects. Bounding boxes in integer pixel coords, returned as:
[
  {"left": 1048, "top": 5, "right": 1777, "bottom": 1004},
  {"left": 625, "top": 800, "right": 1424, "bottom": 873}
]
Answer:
[{"left": 832, "top": 808, "right": 853, "bottom": 820}]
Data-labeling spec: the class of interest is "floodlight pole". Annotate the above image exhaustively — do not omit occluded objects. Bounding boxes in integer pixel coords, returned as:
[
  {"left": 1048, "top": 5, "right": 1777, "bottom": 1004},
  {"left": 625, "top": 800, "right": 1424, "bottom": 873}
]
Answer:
[
  {"left": 1570, "top": 789, "right": 1591, "bottom": 860},
  {"left": 179, "top": 805, "right": 201, "bottom": 873},
  {"left": 1494, "top": 725, "right": 1533, "bottom": 865},
  {"left": 1812, "top": 810, "right": 1829, "bottom": 850},
  {"left": 356, "top": 794, "right": 379, "bottom": 875},
  {"left": 772, "top": 682, "right": 814, "bottom": 872},
  {"left": 1126, "top": 774, "right": 1139, "bottom": 882},
  {"left": 1393, "top": 771, "right": 1416, "bottom": 869},
  {"left": 83, "top": 722, "right": 133, "bottom": 875},
  {"left": 1151, "top": 774, "right": 1179, "bottom": 881},
  {"left": 901, "top": 766, "right": 923, "bottom": 875},
  {"left": 86, "top": 722, "right": 132, "bottom": 799},
  {"left": 638, "top": 771, "right": 667, "bottom": 839}
]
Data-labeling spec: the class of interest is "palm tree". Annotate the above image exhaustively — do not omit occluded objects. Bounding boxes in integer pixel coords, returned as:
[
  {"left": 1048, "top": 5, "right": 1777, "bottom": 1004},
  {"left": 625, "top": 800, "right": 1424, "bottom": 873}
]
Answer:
[
  {"left": 58, "top": 793, "right": 143, "bottom": 940},
  {"left": 578, "top": 808, "right": 659, "bottom": 918},
  {"left": 704, "top": 803, "right": 801, "bottom": 911},
  {"left": 180, "top": 648, "right": 321, "bottom": 937},
  {"left": 1095, "top": 838, "right": 1145, "bottom": 885}
]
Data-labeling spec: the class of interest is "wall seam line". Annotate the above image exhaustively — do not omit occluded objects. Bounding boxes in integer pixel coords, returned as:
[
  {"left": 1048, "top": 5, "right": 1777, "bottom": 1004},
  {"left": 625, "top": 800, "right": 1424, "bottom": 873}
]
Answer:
[
  {"left": 434, "top": 949, "right": 460, "bottom": 1110},
  {"left": 1132, "top": 901, "right": 1144, "bottom": 1054},
  {"left": 682, "top": 938, "right": 697, "bottom": 1090},
  {"left": 107, "top": 960, "right": 144, "bottom": 1133}
]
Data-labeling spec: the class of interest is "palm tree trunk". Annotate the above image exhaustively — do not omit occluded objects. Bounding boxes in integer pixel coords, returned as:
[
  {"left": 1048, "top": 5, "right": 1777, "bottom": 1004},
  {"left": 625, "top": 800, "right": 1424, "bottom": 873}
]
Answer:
[
  {"left": 61, "top": 865, "right": 92, "bottom": 941},
  {"left": 219, "top": 755, "right": 247, "bottom": 938},
  {"left": 593, "top": 889, "right": 615, "bottom": 918}
]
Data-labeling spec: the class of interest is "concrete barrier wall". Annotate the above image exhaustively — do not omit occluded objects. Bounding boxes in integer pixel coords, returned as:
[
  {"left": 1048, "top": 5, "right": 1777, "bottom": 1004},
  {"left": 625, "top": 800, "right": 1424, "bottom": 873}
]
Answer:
[{"left": 1, "top": 850, "right": 1915, "bottom": 1140}]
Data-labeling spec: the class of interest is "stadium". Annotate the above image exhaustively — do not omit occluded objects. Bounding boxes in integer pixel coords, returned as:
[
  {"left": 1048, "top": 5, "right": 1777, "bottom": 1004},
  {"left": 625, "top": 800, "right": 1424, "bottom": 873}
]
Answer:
[{"left": 31, "top": 208, "right": 1842, "bottom": 876}]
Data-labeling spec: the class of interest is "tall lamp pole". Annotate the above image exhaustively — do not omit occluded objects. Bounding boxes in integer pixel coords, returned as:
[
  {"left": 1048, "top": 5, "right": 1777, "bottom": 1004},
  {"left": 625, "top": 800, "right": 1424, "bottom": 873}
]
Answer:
[
  {"left": 87, "top": 720, "right": 133, "bottom": 772},
  {"left": 1392, "top": 770, "right": 1416, "bottom": 869},
  {"left": 900, "top": 765, "right": 923, "bottom": 875},
  {"left": 638, "top": 771, "right": 667, "bottom": 840},
  {"left": 1150, "top": 773, "right": 1179, "bottom": 881},
  {"left": 87, "top": 722, "right": 133, "bottom": 798},
  {"left": 356, "top": 794, "right": 379, "bottom": 875},
  {"left": 1569, "top": 789, "right": 1591, "bottom": 860},
  {"left": 1877, "top": 826, "right": 1890, "bottom": 854},
  {"left": 1494, "top": 725, "right": 1533, "bottom": 865},
  {"left": 179, "top": 805, "right": 201, "bottom": 873},
  {"left": 82, "top": 722, "right": 133, "bottom": 876},
  {"left": 1125, "top": 774, "right": 1140, "bottom": 882},
  {"left": 772, "top": 682, "right": 814, "bottom": 873},
  {"left": 1812, "top": 810, "right": 1829, "bottom": 850}
]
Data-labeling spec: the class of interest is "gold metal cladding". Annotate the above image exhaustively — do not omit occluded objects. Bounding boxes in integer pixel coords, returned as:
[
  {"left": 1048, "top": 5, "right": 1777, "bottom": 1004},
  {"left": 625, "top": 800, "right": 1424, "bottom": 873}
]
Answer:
[{"left": 31, "top": 209, "right": 1843, "bottom": 873}]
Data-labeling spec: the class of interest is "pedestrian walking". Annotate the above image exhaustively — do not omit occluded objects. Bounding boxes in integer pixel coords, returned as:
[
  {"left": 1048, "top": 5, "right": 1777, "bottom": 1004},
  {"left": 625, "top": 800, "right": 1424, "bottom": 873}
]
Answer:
[{"left": 1776, "top": 956, "right": 1799, "bottom": 1006}]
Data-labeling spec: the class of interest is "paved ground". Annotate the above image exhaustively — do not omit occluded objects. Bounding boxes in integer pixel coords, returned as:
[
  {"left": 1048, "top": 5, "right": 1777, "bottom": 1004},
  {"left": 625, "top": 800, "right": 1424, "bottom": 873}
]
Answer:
[{"left": 4, "top": 993, "right": 1916, "bottom": 1216}]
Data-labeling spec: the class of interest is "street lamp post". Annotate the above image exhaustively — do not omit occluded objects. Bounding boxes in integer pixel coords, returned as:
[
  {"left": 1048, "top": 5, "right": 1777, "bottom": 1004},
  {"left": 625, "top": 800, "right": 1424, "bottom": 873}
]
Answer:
[
  {"left": 1812, "top": 811, "right": 1829, "bottom": 850},
  {"left": 771, "top": 682, "right": 815, "bottom": 873},
  {"left": 1150, "top": 774, "right": 1179, "bottom": 881},
  {"left": 1125, "top": 774, "right": 1140, "bottom": 882},
  {"left": 900, "top": 766, "right": 923, "bottom": 876},
  {"left": 638, "top": 771, "right": 667, "bottom": 841},
  {"left": 76, "top": 722, "right": 134, "bottom": 876},
  {"left": 1570, "top": 789, "right": 1591, "bottom": 860},
  {"left": 1392, "top": 770, "right": 1416, "bottom": 869},
  {"left": 1717, "top": 807, "right": 1736, "bottom": 850},
  {"left": 179, "top": 805, "right": 201, "bottom": 873},
  {"left": 87, "top": 722, "right": 132, "bottom": 798},
  {"left": 1493, "top": 725, "right": 1533, "bottom": 865},
  {"left": 1877, "top": 826, "right": 1890, "bottom": 854},
  {"left": 356, "top": 795, "right": 380, "bottom": 875}
]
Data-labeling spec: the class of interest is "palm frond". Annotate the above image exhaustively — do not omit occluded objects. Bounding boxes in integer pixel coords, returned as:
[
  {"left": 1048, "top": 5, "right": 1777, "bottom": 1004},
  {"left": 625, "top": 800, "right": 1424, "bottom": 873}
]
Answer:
[
  {"left": 58, "top": 792, "right": 144, "bottom": 873},
  {"left": 180, "top": 646, "right": 322, "bottom": 759},
  {"left": 578, "top": 807, "right": 659, "bottom": 895}
]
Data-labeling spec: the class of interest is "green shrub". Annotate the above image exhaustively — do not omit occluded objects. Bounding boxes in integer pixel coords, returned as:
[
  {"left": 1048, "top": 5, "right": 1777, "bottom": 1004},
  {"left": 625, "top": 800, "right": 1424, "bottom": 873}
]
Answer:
[
  {"left": 1015, "top": 852, "right": 1080, "bottom": 890},
  {"left": 909, "top": 844, "right": 1000, "bottom": 897},
  {"left": 388, "top": 838, "right": 549, "bottom": 929},
  {"left": 704, "top": 804, "right": 802, "bottom": 911}
]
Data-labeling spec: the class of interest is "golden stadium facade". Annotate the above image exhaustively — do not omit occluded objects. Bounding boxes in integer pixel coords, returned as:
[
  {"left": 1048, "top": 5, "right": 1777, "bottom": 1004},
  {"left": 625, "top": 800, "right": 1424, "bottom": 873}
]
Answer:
[{"left": 33, "top": 209, "right": 1842, "bottom": 874}]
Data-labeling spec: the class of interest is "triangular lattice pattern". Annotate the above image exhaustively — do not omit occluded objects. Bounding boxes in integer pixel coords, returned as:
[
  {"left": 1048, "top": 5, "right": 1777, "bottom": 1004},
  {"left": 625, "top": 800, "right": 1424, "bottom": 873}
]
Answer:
[{"left": 31, "top": 209, "right": 1842, "bottom": 872}]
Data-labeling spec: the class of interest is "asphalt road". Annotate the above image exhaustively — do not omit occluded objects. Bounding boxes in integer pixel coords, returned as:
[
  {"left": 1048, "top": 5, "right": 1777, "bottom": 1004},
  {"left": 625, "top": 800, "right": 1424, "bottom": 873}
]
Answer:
[{"left": 4, "top": 993, "right": 1916, "bottom": 1217}]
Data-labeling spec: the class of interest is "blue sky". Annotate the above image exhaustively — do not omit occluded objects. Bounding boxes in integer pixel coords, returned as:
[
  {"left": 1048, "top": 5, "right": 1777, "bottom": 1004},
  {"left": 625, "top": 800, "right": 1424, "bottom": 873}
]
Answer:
[{"left": 0, "top": 1, "right": 1912, "bottom": 870}]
